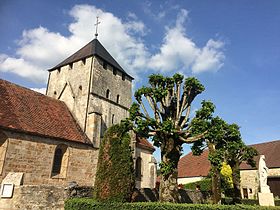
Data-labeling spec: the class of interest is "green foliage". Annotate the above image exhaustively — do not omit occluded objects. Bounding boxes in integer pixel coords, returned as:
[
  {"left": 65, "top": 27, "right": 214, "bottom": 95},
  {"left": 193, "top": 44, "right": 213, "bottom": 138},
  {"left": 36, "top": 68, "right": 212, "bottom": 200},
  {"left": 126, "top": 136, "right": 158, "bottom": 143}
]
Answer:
[
  {"left": 184, "top": 178, "right": 212, "bottom": 191},
  {"left": 65, "top": 198, "right": 280, "bottom": 210},
  {"left": 93, "top": 124, "right": 134, "bottom": 202},
  {"left": 159, "top": 161, "right": 176, "bottom": 177},
  {"left": 128, "top": 73, "right": 213, "bottom": 202}
]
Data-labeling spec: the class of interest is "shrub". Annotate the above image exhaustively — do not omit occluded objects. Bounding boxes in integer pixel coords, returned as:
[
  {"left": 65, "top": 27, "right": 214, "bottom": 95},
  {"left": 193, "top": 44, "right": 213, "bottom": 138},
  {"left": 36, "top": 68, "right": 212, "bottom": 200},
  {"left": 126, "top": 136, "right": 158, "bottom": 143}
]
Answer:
[
  {"left": 93, "top": 124, "right": 135, "bottom": 202},
  {"left": 184, "top": 178, "right": 212, "bottom": 191},
  {"left": 65, "top": 198, "right": 280, "bottom": 210}
]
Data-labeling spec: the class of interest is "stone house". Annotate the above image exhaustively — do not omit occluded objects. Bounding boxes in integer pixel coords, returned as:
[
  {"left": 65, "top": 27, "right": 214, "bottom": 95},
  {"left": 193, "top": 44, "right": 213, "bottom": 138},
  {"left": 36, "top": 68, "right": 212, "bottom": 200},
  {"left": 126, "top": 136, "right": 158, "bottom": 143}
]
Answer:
[
  {"left": 0, "top": 38, "right": 156, "bottom": 209},
  {"left": 178, "top": 140, "right": 280, "bottom": 199}
]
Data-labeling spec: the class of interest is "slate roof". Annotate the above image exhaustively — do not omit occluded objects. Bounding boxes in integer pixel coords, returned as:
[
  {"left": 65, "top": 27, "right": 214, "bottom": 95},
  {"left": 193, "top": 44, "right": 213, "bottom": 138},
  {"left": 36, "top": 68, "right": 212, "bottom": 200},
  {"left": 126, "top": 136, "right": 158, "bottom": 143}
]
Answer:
[
  {"left": 137, "top": 137, "right": 155, "bottom": 152},
  {"left": 48, "top": 38, "right": 133, "bottom": 79},
  {"left": 178, "top": 140, "right": 280, "bottom": 178},
  {"left": 0, "top": 79, "right": 91, "bottom": 144}
]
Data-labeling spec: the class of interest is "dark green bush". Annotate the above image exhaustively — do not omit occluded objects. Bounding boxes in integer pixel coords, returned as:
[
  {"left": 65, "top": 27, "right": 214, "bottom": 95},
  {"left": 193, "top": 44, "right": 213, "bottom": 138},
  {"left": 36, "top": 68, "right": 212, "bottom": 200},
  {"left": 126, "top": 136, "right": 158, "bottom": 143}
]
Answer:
[
  {"left": 93, "top": 124, "right": 134, "bottom": 202},
  {"left": 65, "top": 198, "right": 280, "bottom": 210},
  {"left": 222, "top": 198, "right": 280, "bottom": 206},
  {"left": 184, "top": 178, "right": 211, "bottom": 191}
]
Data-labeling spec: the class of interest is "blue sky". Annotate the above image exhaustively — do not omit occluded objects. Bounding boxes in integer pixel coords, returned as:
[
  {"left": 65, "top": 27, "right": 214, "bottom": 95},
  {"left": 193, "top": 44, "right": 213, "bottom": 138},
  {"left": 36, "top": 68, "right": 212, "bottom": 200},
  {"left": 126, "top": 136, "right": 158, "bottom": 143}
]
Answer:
[{"left": 1, "top": 1, "right": 280, "bottom": 160}]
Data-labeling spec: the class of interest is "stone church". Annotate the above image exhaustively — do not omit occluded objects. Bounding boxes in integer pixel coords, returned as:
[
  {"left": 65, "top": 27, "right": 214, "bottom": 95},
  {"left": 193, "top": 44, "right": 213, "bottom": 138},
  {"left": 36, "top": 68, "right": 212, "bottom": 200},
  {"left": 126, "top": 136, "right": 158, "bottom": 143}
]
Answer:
[{"left": 0, "top": 38, "right": 156, "bottom": 209}]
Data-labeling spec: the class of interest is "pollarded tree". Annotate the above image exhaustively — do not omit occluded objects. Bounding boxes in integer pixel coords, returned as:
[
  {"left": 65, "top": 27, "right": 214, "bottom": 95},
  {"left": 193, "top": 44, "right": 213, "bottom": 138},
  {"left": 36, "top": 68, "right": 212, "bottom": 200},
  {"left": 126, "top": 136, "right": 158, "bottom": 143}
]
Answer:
[
  {"left": 224, "top": 129, "right": 258, "bottom": 203},
  {"left": 128, "top": 73, "right": 214, "bottom": 202},
  {"left": 191, "top": 116, "right": 229, "bottom": 204}
]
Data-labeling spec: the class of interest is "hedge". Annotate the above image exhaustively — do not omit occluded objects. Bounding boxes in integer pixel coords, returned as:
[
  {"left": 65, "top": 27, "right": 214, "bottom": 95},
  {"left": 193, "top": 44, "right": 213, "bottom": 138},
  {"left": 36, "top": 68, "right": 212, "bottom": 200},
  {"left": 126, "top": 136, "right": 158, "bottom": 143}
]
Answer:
[
  {"left": 184, "top": 178, "right": 211, "bottom": 191},
  {"left": 222, "top": 198, "right": 280, "bottom": 206},
  {"left": 93, "top": 124, "right": 134, "bottom": 202},
  {"left": 65, "top": 198, "right": 280, "bottom": 210}
]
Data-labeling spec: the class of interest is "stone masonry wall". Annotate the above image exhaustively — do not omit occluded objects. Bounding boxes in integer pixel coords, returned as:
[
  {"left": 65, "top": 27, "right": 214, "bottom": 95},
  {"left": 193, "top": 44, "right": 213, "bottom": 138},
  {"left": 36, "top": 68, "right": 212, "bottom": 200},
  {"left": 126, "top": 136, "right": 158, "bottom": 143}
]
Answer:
[
  {"left": 0, "top": 130, "right": 98, "bottom": 187},
  {"left": 240, "top": 168, "right": 280, "bottom": 199},
  {"left": 0, "top": 185, "right": 66, "bottom": 210},
  {"left": 135, "top": 148, "right": 157, "bottom": 189},
  {"left": 47, "top": 57, "right": 93, "bottom": 131}
]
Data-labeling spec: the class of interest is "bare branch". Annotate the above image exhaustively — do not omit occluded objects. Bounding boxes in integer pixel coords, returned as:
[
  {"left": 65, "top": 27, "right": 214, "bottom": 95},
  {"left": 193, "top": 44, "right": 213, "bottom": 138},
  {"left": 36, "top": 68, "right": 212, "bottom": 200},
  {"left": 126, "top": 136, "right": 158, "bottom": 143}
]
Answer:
[
  {"left": 140, "top": 101, "right": 150, "bottom": 118},
  {"left": 175, "top": 83, "right": 181, "bottom": 126},
  {"left": 180, "top": 131, "right": 207, "bottom": 143},
  {"left": 180, "top": 105, "right": 191, "bottom": 128}
]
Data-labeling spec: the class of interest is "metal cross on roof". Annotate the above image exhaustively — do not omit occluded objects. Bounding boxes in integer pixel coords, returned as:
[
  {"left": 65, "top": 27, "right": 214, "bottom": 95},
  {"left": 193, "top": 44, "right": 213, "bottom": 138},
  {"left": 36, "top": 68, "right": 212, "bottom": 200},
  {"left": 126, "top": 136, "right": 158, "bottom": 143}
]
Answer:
[{"left": 94, "top": 16, "right": 101, "bottom": 39}]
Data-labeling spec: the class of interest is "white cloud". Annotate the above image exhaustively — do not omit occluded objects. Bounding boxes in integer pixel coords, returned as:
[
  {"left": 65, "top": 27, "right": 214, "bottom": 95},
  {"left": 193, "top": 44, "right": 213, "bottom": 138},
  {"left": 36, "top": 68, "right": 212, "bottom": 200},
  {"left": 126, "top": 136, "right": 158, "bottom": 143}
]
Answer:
[
  {"left": 0, "top": 4, "right": 149, "bottom": 83},
  {"left": 30, "top": 87, "right": 46, "bottom": 94},
  {"left": 148, "top": 9, "right": 224, "bottom": 74},
  {"left": 192, "top": 39, "right": 225, "bottom": 73},
  {"left": 0, "top": 4, "right": 225, "bottom": 85}
]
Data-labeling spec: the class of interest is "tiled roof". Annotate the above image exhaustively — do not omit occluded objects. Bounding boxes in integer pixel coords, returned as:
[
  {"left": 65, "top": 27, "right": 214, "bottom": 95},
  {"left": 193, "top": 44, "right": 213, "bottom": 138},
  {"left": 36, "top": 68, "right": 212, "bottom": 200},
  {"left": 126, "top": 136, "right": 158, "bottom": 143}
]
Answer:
[
  {"left": 136, "top": 137, "right": 155, "bottom": 152},
  {"left": 178, "top": 150, "right": 210, "bottom": 178},
  {"left": 240, "top": 140, "right": 280, "bottom": 170},
  {"left": 48, "top": 39, "right": 133, "bottom": 79},
  {"left": 178, "top": 140, "right": 280, "bottom": 178},
  {"left": 0, "top": 79, "right": 90, "bottom": 144}
]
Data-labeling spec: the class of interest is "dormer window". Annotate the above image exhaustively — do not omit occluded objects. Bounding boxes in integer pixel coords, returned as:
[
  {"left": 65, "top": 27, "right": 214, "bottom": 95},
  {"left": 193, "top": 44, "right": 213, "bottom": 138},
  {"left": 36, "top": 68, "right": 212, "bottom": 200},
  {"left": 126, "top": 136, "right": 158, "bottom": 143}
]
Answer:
[
  {"left": 122, "top": 73, "right": 125, "bottom": 81},
  {"left": 113, "top": 68, "right": 117, "bottom": 75},
  {"left": 69, "top": 63, "right": 73, "bottom": 69},
  {"left": 106, "top": 89, "right": 110, "bottom": 99},
  {"left": 103, "top": 61, "right": 107, "bottom": 70}
]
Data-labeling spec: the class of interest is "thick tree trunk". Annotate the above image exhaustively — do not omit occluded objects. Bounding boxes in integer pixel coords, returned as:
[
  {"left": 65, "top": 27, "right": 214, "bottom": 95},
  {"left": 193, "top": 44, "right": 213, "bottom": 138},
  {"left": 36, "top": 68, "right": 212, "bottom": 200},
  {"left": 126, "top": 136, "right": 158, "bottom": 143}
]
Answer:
[
  {"left": 159, "top": 168, "right": 180, "bottom": 202},
  {"left": 211, "top": 166, "right": 221, "bottom": 204},
  {"left": 159, "top": 138, "right": 181, "bottom": 202},
  {"left": 208, "top": 142, "right": 221, "bottom": 204},
  {"left": 231, "top": 163, "right": 241, "bottom": 204}
]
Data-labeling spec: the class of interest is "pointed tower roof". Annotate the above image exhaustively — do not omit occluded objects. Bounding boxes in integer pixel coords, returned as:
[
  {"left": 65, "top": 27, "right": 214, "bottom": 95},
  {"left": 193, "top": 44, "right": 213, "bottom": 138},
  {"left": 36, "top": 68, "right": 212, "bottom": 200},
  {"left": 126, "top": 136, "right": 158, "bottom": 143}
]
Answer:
[{"left": 48, "top": 39, "right": 133, "bottom": 79}]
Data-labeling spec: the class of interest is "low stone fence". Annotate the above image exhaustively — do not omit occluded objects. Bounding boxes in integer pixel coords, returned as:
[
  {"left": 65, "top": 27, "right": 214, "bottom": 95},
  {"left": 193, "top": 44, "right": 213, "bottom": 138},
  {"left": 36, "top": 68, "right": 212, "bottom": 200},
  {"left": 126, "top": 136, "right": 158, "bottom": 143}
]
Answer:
[
  {"left": 0, "top": 185, "right": 66, "bottom": 210},
  {"left": 131, "top": 188, "right": 211, "bottom": 203},
  {"left": 0, "top": 185, "right": 211, "bottom": 209}
]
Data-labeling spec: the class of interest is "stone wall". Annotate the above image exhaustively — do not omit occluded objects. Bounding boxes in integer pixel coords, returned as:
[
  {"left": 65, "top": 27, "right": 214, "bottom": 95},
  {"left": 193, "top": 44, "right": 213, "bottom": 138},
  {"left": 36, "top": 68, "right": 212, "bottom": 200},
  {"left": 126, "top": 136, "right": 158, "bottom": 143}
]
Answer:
[
  {"left": 47, "top": 57, "right": 93, "bottom": 131},
  {"left": 131, "top": 188, "right": 211, "bottom": 204},
  {"left": 135, "top": 148, "right": 157, "bottom": 189},
  {"left": 240, "top": 168, "right": 280, "bottom": 199},
  {"left": 0, "top": 130, "right": 98, "bottom": 187},
  {"left": 0, "top": 185, "right": 66, "bottom": 210}
]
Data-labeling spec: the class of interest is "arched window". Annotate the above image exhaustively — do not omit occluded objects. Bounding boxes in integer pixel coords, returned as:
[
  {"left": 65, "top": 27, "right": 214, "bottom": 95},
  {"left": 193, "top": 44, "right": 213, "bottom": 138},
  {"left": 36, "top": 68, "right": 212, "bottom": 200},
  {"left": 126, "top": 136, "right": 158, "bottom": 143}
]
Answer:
[
  {"left": 51, "top": 144, "right": 69, "bottom": 178},
  {"left": 116, "top": 95, "right": 120, "bottom": 104},
  {"left": 135, "top": 157, "right": 142, "bottom": 180},
  {"left": 106, "top": 89, "right": 110, "bottom": 99}
]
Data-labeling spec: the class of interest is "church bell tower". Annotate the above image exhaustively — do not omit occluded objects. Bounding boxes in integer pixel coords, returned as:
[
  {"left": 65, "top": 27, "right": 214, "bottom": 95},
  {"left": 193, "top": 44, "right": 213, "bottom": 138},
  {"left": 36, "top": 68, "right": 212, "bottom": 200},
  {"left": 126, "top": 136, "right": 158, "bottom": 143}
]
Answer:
[{"left": 46, "top": 38, "right": 133, "bottom": 147}]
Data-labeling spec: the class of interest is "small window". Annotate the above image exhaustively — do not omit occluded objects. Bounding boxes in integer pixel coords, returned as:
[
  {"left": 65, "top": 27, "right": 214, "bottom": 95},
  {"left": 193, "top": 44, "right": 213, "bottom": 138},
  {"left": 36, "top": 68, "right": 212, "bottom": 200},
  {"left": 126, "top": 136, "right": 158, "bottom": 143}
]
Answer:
[
  {"left": 112, "top": 114, "right": 115, "bottom": 124},
  {"left": 57, "top": 67, "right": 61, "bottom": 73},
  {"left": 54, "top": 91, "right": 57, "bottom": 95},
  {"left": 106, "top": 89, "right": 110, "bottom": 99},
  {"left": 79, "top": 85, "right": 82, "bottom": 91},
  {"left": 51, "top": 144, "right": 69, "bottom": 178},
  {"left": 103, "top": 61, "right": 107, "bottom": 70},
  {"left": 116, "top": 95, "right": 120, "bottom": 104},
  {"left": 113, "top": 68, "right": 117, "bottom": 75},
  {"left": 122, "top": 73, "right": 125, "bottom": 81},
  {"left": 69, "top": 63, "right": 73, "bottom": 69},
  {"left": 82, "top": 58, "right": 86, "bottom": 65}
]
